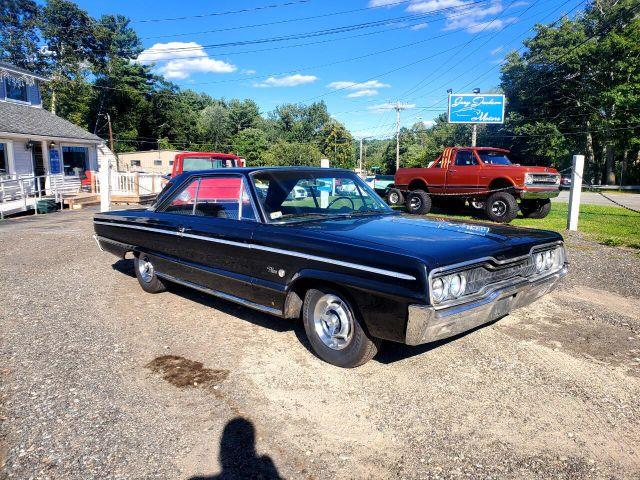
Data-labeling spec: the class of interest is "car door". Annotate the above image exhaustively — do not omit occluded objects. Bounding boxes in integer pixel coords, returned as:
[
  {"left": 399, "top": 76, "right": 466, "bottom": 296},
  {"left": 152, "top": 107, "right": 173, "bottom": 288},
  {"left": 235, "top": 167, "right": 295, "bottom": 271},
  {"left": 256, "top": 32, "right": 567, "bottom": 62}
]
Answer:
[
  {"left": 153, "top": 173, "right": 261, "bottom": 303},
  {"left": 445, "top": 150, "right": 480, "bottom": 194}
]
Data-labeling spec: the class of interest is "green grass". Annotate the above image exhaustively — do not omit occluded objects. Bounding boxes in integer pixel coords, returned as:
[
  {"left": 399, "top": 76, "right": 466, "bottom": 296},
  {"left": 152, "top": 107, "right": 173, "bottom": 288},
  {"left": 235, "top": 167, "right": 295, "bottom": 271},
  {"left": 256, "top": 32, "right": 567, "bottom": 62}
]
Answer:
[{"left": 419, "top": 203, "right": 640, "bottom": 250}]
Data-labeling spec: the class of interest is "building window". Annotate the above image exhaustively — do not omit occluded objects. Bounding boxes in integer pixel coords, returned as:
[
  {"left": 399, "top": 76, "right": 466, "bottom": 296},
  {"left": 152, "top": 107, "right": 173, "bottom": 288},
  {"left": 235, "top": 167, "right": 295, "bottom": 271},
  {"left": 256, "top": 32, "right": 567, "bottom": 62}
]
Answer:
[
  {"left": 4, "top": 77, "right": 29, "bottom": 102},
  {"left": 0, "top": 143, "right": 7, "bottom": 175},
  {"left": 169, "top": 160, "right": 174, "bottom": 166},
  {"left": 131, "top": 160, "right": 141, "bottom": 167},
  {"left": 154, "top": 160, "right": 162, "bottom": 166},
  {"left": 62, "top": 146, "right": 89, "bottom": 176}
]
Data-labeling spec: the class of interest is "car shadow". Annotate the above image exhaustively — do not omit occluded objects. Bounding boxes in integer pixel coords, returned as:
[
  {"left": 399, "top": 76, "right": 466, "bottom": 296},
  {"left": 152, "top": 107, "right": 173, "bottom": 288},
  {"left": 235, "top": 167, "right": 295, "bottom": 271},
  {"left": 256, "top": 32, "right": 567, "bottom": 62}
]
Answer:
[
  {"left": 189, "top": 417, "right": 282, "bottom": 480},
  {"left": 111, "top": 259, "right": 501, "bottom": 366},
  {"left": 374, "top": 318, "right": 503, "bottom": 364}
]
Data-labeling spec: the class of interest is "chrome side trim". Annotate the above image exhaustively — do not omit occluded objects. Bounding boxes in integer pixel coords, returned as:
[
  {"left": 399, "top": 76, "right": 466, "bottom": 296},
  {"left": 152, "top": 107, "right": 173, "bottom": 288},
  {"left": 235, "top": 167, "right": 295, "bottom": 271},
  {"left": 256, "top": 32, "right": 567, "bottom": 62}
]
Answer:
[
  {"left": 93, "top": 220, "right": 417, "bottom": 281},
  {"left": 406, "top": 266, "right": 567, "bottom": 345},
  {"left": 156, "top": 272, "right": 283, "bottom": 317}
]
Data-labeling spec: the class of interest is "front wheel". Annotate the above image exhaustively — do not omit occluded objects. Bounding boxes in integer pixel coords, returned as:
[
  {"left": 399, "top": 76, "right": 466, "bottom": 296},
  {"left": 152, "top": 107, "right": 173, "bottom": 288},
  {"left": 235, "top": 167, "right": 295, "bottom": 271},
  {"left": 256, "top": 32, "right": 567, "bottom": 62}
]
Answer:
[
  {"left": 386, "top": 188, "right": 404, "bottom": 206},
  {"left": 485, "top": 191, "right": 518, "bottom": 223},
  {"left": 406, "top": 190, "right": 432, "bottom": 215},
  {"left": 134, "top": 254, "right": 167, "bottom": 293},
  {"left": 302, "top": 288, "right": 380, "bottom": 368},
  {"left": 520, "top": 199, "right": 551, "bottom": 219}
]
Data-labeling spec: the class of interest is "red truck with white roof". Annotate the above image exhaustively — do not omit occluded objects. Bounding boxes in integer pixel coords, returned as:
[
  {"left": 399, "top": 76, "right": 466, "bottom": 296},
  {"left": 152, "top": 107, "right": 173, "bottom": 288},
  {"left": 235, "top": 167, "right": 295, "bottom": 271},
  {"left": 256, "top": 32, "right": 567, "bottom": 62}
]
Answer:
[
  {"left": 170, "top": 152, "right": 245, "bottom": 178},
  {"left": 388, "top": 147, "right": 560, "bottom": 223}
]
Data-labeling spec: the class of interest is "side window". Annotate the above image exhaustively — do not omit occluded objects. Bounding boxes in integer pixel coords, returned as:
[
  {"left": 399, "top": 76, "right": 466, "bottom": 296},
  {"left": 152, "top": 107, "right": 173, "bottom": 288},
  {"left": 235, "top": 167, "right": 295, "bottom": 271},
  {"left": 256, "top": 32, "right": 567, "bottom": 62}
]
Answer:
[
  {"left": 195, "top": 176, "right": 257, "bottom": 221},
  {"left": 164, "top": 178, "right": 199, "bottom": 215},
  {"left": 455, "top": 151, "right": 477, "bottom": 166}
]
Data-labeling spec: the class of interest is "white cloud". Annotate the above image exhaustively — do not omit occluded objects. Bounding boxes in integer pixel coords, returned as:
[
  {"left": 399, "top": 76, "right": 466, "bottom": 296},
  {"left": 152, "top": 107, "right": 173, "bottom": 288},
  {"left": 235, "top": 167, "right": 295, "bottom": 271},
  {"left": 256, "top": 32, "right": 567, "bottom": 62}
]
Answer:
[
  {"left": 368, "top": 102, "right": 416, "bottom": 112},
  {"left": 253, "top": 74, "right": 317, "bottom": 87},
  {"left": 422, "top": 120, "right": 436, "bottom": 127},
  {"left": 327, "top": 80, "right": 391, "bottom": 90},
  {"left": 490, "top": 45, "right": 504, "bottom": 56},
  {"left": 135, "top": 42, "right": 236, "bottom": 80},
  {"left": 410, "top": 22, "right": 429, "bottom": 30},
  {"left": 242, "top": 69, "right": 256, "bottom": 75},
  {"left": 347, "top": 89, "right": 379, "bottom": 98},
  {"left": 374, "top": 0, "right": 520, "bottom": 34}
]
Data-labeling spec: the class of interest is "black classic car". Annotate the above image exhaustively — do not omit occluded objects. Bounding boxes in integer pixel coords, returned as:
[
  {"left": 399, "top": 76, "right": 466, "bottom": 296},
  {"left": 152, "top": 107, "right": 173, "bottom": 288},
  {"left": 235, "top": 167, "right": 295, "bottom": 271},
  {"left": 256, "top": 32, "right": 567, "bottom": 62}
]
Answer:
[{"left": 93, "top": 167, "right": 568, "bottom": 367}]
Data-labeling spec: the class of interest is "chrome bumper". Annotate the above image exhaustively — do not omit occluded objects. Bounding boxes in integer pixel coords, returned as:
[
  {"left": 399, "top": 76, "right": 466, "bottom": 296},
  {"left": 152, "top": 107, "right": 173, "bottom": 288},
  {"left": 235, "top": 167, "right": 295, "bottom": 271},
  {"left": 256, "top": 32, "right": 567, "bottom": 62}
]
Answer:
[
  {"left": 518, "top": 189, "right": 560, "bottom": 199},
  {"left": 405, "top": 266, "right": 567, "bottom": 345}
]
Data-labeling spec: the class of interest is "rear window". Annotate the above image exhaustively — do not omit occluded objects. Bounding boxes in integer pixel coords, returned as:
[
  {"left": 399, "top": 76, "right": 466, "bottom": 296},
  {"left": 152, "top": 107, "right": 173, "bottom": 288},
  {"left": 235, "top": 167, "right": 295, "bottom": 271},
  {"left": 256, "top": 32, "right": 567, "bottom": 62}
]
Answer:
[{"left": 182, "top": 157, "right": 236, "bottom": 171}]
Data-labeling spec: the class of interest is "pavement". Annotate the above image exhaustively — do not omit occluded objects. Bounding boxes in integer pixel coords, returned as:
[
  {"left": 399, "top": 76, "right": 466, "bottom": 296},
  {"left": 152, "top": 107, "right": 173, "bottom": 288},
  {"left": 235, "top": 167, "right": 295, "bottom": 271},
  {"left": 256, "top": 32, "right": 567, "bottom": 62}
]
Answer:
[
  {"left": 553, "top": 190, "right": 640, "bottom": 209},
  {"left": 1, "top": 208, "right": 639, "bottom": 479}
]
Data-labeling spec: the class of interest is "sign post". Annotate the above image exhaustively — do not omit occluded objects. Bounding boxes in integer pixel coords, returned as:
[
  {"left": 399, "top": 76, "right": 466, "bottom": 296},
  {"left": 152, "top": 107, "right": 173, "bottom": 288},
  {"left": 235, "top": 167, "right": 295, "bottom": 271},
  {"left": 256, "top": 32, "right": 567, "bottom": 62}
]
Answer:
[{"left": 567, "top": 154, "right": 584, "bottom": 231}]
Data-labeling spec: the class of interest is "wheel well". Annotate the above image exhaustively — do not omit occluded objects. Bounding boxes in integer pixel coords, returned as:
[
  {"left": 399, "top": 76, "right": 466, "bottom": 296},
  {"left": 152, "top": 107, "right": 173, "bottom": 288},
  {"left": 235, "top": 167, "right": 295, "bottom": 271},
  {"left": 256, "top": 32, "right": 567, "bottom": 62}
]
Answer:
[
  {"left": 283, "top": 278, "right": 357, "bottom": 320},
  {"left": 408, "top": 179, "right": 428, "bottom": 191},
  {"left": 488, "top": 178, "right": 514, "bottom": 191}
]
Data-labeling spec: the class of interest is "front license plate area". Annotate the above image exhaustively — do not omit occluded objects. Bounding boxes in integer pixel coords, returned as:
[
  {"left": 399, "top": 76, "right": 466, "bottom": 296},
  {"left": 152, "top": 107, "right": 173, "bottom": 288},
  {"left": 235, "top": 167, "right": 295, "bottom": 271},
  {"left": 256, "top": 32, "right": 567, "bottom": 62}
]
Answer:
[{"left": 491, "top": 295, "right": 514, "bottom": 320}]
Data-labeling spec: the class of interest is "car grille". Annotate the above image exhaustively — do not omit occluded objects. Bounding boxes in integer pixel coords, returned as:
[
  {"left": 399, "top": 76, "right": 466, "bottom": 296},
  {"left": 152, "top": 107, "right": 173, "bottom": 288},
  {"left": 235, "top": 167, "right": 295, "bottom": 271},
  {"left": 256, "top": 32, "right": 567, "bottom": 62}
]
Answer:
[
  {"left": 464, "top": 257, "right": 536, "bottom": 295},
  {"left": 528, "top": 174, "right": 558, "bottom": 185}
]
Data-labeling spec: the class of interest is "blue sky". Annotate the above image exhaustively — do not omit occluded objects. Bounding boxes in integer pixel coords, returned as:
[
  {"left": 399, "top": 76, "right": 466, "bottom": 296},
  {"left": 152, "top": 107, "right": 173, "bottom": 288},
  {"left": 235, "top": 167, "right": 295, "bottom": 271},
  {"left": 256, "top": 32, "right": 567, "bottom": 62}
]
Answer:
[{"left": 74, "top": 0, "right": 586, "bottom": 138}]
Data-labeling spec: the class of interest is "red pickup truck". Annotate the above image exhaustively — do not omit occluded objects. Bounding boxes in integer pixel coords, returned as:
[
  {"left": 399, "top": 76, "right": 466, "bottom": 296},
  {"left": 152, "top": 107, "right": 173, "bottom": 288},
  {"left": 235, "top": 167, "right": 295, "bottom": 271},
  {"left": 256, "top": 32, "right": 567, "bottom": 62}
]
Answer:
[
  {"left": 389, "top": 147, "right": 560, "bottom": 223},
  {"left": 170, "top": 152, "right": 245, "bottom": 178}
]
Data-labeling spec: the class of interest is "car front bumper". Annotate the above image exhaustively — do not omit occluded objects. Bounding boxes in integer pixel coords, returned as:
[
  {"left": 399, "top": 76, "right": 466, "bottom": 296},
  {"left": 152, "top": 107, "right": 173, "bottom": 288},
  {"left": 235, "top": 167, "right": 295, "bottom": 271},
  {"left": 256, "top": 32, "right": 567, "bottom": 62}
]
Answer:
[
  {"left": 518, "top": 188, "right": 560, "bottom": 199},
  {"left": 405, "top": 265, "right": 567, "bottom": 345}
]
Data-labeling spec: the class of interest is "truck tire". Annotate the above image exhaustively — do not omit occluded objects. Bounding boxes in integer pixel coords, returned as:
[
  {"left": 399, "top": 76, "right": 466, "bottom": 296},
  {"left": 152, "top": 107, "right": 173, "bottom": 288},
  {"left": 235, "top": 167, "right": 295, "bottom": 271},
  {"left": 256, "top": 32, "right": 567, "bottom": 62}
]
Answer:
[
  {"left": 520, "top": 199, "right": 551, "bottom": 219},
  {"left": 485, "top": 191, "right": 518, "bottom": 223},
  {"left": 406, "top": 190, "right": 432, "bottom": 215},
  {"left": 387, "top": 188, "right": 404, "bottom": 206}
]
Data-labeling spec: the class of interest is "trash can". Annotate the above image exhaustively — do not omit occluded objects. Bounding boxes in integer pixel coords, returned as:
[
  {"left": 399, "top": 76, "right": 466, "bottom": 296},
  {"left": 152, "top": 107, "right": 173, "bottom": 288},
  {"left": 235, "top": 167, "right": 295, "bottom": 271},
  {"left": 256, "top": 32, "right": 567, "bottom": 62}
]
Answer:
[{"left": 36, "top": 198, "right": 58, "bottom": 214}]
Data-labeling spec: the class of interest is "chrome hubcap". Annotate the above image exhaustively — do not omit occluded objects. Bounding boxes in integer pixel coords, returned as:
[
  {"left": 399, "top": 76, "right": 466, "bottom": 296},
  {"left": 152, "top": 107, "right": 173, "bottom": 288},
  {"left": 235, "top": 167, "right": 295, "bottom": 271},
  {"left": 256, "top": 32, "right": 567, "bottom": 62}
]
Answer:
[
  {"left": 492, "top": 200, "right": 507, "bottom": 216},
  {"left": 313, "top": 294, "right": 354, "bottom": 350},
  {"left": 409, "top": 196, "right": 422, "bottom": 210},
  {"left": 138, "top": 256, "right": 154, "bottom": 283},
  {"left": 389, "top": 192, "right": 398, "bottom": 204}
]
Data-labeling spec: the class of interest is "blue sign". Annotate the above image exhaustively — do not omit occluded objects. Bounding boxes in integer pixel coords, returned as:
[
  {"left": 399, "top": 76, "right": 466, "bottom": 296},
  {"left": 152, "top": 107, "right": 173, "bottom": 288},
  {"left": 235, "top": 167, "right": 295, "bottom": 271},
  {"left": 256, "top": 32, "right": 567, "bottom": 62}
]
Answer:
[
  {"left": 49, "top": 148, "right": 61, "bottom": 174},
  {"left": 447, "top": 94, "right": 505, "bottom": 124}
]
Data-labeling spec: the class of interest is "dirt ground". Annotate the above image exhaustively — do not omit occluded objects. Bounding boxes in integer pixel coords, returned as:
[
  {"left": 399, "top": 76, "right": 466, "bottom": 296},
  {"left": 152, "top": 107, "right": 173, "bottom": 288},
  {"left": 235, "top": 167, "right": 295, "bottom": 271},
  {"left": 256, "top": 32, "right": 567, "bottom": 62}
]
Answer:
[{"left": 1, "top": 208, "right": 639, "bottom": 479}]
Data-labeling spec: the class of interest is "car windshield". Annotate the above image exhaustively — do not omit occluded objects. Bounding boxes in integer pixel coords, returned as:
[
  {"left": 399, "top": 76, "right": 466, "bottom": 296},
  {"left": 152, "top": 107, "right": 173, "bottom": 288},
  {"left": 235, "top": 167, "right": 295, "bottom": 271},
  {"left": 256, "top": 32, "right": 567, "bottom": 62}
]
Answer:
[
  {"left": 478, "top": 151, "right": 511, "bottom": 165},
  {"left": 250, "top": 170, "right": 392, "bottom": 223}
]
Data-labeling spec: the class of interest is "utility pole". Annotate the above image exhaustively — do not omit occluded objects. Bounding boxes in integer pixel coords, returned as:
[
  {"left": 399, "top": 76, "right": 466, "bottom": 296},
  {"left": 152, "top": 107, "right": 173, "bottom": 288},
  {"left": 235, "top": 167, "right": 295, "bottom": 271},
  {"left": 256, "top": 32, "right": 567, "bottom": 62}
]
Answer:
[
  {"left": 471, "top": 124, "right": 477, "bottom": 147},
  {"left": 104, "top": 113, "right": 119, "bottom": 171},
  {"left": 394, "top": 101, "right": 405, "bottom": 172},
  {"left": 359, "top": 137, "right": 363, "bottom": 175}
]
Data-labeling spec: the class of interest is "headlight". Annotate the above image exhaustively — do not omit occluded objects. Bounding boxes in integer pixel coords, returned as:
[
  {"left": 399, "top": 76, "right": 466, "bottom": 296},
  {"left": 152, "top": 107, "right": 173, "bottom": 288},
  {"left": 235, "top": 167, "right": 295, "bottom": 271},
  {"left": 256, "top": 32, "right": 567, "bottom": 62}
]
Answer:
[
  {"left": 554, "top": 174, "right": 561, "bottom": 185},
  {"left": 534, "top": 246, "right": 564, "bottom": 274},
  {"left": 524, "top": 173, "right": 534, "bottom": 185},
  {"left": 431, "top": 272, "right": 467, "bottom": 304}
]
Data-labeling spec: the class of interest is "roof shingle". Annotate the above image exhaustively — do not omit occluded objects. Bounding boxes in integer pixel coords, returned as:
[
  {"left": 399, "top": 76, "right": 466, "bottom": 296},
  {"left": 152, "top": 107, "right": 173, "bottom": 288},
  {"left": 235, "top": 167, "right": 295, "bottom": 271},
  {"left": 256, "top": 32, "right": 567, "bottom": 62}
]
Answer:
[{"left": 0, "top": 101, "right": 102, "bottom": 142}]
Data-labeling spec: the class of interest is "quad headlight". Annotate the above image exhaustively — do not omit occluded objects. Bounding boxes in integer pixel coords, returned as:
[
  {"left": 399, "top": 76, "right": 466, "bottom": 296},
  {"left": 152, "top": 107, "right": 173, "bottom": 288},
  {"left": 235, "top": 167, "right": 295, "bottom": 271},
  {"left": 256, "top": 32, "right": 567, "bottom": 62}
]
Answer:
[
  {"left": 430, "top": 272, "right": 467, "bottom": 304},
  {"left": 533, "top": 246, "right": 564, "bottom": 274}
]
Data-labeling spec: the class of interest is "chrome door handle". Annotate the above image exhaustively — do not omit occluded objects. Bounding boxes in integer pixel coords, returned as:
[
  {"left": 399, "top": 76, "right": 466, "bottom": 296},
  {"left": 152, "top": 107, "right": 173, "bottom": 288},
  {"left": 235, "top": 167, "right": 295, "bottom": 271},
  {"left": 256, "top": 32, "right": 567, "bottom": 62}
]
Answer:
[
  {"left": 449, "top": 169, "right": 457, "bottom": 173},
  {"left": 177, "top": 226, "right": 190, "bottom": 234}
]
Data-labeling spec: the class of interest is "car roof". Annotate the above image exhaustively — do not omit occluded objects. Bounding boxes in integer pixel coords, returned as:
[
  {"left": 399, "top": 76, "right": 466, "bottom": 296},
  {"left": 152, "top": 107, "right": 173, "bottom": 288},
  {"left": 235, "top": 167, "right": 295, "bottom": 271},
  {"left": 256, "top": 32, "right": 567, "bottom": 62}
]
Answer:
[{"left": 168, "top": 166, "right": 355, "bottom": 185}]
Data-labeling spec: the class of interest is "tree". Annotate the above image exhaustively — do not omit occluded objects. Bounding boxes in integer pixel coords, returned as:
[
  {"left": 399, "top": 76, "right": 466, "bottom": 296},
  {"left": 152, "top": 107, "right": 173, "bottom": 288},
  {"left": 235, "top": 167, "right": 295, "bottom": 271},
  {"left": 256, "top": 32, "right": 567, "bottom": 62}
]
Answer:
[
  {"left": 198, "top": 102, "right": 232, "bottom": 151},
  {"left": 319, "top": 120, "right": 354, "bottom": 169},
  {"left": 231, "top": 128, "right": 268, "bottom": 165},
  {"left": 261, "top": 140, "right": 322, "bottom": 166},
  {"left": 0, "top": 0, "right": 43, "bottom": 71},
  {"left": 228, "top": 99, "right": 260, "bottom": 135}
]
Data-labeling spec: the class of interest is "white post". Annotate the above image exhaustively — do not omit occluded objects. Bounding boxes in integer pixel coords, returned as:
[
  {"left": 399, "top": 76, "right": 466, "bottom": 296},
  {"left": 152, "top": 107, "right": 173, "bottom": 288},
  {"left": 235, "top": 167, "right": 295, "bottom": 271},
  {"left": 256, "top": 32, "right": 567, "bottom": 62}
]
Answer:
[
  {"left": 567, "top": 154, "right": 584, "bottom": 231},
  {"left": 320, "top": 158, "right": 329, "bottom": 168},
  {"left": 99, "top": 150, "right": 112, "bottom": 212}
]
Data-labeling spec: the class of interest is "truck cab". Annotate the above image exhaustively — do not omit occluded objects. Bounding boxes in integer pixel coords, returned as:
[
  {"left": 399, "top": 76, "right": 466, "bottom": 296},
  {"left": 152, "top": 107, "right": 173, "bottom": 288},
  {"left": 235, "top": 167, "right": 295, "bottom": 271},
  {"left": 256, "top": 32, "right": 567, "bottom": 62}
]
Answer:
[
  {"left": 170, "top": 152, "right": 245, "bottom": 178},
  {"left": 391, "top": 147, "right": 560, "bottom": 223}
]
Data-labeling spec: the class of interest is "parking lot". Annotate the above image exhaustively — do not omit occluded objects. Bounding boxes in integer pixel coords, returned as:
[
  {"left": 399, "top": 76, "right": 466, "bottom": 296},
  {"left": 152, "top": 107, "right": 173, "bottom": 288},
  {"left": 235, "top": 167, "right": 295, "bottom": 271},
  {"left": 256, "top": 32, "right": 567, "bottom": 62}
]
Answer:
[{"left": 1, "top": 208, "right": 639, "bottom": 479}]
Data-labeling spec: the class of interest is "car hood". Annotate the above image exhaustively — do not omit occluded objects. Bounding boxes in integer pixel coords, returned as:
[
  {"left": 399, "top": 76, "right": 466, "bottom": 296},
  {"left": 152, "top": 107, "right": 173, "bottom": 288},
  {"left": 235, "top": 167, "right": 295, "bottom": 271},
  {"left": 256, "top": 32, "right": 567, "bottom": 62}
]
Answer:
[{"left": 290, "top": 213, "right": 562, "bottom": 267}]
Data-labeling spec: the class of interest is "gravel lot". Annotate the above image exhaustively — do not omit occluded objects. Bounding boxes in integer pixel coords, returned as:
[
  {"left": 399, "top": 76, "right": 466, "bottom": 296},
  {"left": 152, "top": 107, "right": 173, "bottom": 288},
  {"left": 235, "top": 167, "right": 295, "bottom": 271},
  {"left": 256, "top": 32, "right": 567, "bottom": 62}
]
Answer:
[{"left": 1, "top": 208, "right": 639, "bottom": 479}]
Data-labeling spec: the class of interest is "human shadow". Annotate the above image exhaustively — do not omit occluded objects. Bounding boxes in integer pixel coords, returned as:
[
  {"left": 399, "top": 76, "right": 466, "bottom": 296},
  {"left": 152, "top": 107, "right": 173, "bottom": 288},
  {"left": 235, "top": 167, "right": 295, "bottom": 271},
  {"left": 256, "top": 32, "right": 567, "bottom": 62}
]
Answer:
[{"left": 190, "top": 417, "right": 282, "bottom": 480}]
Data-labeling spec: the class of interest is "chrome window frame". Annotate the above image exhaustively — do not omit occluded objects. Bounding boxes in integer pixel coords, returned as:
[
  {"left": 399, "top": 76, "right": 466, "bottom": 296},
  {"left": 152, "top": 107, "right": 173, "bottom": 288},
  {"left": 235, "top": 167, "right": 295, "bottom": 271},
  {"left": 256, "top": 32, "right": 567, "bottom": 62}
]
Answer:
[{"left": 427, "top": 241, "right": 565, "bottom": 309}]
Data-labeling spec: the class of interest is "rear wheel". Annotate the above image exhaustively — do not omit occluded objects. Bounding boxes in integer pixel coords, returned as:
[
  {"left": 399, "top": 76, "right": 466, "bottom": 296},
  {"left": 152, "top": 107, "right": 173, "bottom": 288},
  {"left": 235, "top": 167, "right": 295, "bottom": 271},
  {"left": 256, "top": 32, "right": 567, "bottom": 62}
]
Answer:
[
  {"left": 302, "top": 288, "right": 380, "bottom": 368},
  {"left": 485, "top": 191, "right": 518, "bottom": 223},
  {"left": 520, "top": 199, "right": 551, "bottom": 219},
  {"left": 386, "top": 188, "right": 404, "bottom": 206},
  {"left": 134, "top": 254, "right": 166, "bottom": 293},
  {"left": 406, "top": 190, "right": 432, "bottom": 215}
]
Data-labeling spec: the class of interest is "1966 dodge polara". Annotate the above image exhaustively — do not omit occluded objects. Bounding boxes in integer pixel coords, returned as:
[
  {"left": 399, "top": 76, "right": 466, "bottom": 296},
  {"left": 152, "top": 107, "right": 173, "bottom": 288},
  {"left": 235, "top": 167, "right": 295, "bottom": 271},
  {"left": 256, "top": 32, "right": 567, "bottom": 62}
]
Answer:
[{"left": 93, "top": 167, "right": 567, "bottom": 367}]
